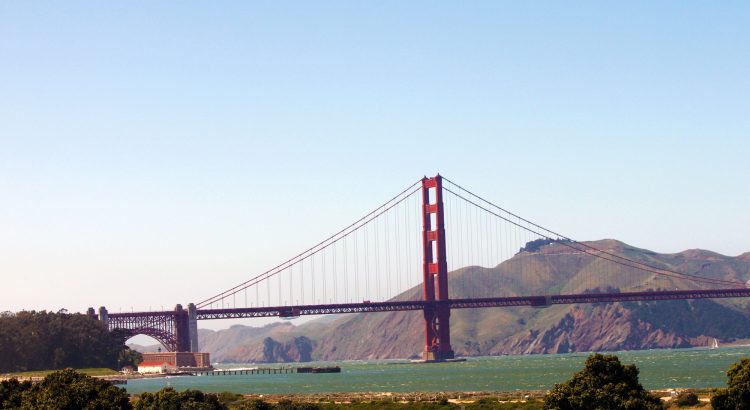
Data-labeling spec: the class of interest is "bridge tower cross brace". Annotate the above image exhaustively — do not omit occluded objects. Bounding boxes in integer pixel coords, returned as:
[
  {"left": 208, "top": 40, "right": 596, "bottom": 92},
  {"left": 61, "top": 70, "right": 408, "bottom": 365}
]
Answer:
[{"left": 421, "top": 175, "right": 455, "bottom": 361}]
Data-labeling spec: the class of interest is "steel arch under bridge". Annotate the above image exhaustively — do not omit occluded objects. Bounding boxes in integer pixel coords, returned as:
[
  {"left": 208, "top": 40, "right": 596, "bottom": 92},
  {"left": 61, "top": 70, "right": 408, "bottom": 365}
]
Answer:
[{"left": 90, "top": 304, "right": 194, "bottom": 353}]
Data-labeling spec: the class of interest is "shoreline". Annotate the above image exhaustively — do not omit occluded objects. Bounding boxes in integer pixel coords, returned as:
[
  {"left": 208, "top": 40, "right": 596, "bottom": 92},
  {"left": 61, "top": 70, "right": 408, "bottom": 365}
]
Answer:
[
  {"left": 1, "top": 374, "right": 721, "bottom": 403},
  {"left": 6, "top": 346, "right": 746, "bottom": 395},
  {"left": 229, "top": 389, "right": 714, "bottom": 405}
]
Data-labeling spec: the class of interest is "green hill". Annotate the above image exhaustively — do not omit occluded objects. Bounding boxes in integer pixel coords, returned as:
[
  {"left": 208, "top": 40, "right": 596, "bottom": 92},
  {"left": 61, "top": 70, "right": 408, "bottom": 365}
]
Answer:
[{"left": 183, "top": 240, "right": 750, "bottom": 362}]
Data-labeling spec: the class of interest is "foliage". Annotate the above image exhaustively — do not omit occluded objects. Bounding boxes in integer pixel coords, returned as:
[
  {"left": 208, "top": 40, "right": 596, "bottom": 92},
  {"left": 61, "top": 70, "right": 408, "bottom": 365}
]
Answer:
[
  {"left": 712, "top": 358, "right": 750, "bottom": 410},
  {"left": 236, "top": 398, "right": 274, "bottom": 410},
  {"left": 5, "top": 367, "right": 120, "bottom": 378},
  {"left": 257, "top": 399, "right": 321, "bottom": 410},
  {"left": 20, "top": 368, "right": 131, "bottom": 409},
  {"left": 135, "top": 387, "right": 226, "bottom": 410},
  {"left": 0, "top": 310, "right": 132, "bottom": 372},
  {"left": 0, "top": 378, "right": 33, "bottom": 408},
  {"left": 216, "top": 391, "right": 245, "bottom": 407},
  {"left": 277, "top": 399, "right": 300, "bottom": 410},
  {"left": 543, "top": 353, "right": 662, "bottom": 410},
  {"left": 118, "top": 347, "right": 144, "bottom": 369},
  {"left": 230, "top": 397, "right": 546, "bottom": 410},
  {"left": 463, "top": 398, "right": 543, "bottom": 410},
  {"left": 673, "top": 390, "right": 699, "bottom": 407},
  {"left": 518, "top": 238, "right": 571, "bottom": 254}
]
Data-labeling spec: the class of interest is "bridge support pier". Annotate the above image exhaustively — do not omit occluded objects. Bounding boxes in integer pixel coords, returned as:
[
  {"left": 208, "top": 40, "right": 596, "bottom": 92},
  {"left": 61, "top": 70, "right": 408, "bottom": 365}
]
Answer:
[
  {"left": 98, "top": 306, "right": 109, "bottom": 327},
  {"left": 188, "top": 303, "right": 199, "bottom": 352},
  {"left": 421, "top": 175, "right": 454, "bottom": 361},
  {"left": 173, "top": 304, "right": 191, "bottom": 352}
]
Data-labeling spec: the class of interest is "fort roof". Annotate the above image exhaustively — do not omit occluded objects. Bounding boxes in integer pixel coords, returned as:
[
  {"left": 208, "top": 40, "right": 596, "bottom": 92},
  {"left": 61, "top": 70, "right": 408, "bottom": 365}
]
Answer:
[{"left": 138, "top": 361, "right": 170, "bottom": 367}]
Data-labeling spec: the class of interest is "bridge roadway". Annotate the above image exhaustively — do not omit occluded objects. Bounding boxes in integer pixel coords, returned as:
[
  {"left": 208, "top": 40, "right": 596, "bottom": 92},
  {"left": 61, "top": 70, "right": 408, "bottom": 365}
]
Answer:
[
  {"left": 190, "top": 288, "right": 750, "bottom": 320},
  {"left": 103, "top": 287, "right": 750, "bottom": 352}
]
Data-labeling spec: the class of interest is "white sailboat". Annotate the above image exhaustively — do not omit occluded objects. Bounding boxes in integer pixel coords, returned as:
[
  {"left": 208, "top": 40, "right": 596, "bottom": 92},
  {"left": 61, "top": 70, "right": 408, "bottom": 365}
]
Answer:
[{"left": 710, "top": 338, "right": 719, "bottom": 349}]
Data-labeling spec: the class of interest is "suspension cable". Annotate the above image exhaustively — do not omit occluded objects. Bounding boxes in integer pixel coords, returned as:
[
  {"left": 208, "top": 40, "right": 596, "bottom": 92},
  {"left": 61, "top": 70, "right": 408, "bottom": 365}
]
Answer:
[
  {"left": 197, "top": 181, "right": 422, "bottom": 308},
  {"left": 443, "top": 185, "right": 747, "bottom": 288}
]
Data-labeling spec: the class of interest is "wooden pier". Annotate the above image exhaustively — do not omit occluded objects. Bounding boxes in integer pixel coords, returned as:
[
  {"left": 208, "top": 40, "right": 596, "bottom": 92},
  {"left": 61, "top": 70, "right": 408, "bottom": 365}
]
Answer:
[{"left": 193, "top": 366, "right": 340, "bottom": 376}]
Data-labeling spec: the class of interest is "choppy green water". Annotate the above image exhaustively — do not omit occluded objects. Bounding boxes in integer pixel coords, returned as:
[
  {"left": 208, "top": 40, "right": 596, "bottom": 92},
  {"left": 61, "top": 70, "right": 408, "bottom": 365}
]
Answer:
[{"left": 125, "top": 346, "right": 750, "bottom": 394}]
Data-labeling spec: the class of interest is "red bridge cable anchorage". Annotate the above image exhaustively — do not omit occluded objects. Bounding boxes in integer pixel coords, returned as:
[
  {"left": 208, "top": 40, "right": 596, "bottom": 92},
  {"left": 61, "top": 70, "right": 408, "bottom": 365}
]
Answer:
[
  {"left": 196, "top": 180, "right": 423, "bottom": 308},
  {"left": 442, "top": 177, "right": 748, "bottom": 287},
  {"left": 442, "top": 185, "right": 747, "bottom": 288}
]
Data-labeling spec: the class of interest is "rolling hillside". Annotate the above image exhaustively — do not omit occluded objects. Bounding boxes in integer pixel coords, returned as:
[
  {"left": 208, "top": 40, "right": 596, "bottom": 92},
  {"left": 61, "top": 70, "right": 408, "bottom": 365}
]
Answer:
[{"left": 136, "top": 240, "right": 750, "bottom": 362}]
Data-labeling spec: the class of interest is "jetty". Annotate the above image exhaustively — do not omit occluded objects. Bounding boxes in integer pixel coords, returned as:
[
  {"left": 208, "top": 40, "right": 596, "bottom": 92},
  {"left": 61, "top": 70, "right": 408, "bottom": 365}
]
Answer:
[{"left": 193, "top": 366, "right": 340, "bottom": 376}]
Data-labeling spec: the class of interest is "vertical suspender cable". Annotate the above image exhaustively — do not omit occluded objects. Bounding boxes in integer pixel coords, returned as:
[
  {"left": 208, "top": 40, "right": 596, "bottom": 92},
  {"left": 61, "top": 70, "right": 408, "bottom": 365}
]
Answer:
[
  {"left": 396, "top": 198, "right": 402, "bottom": 299},
  {"left": 277, "top": 264, "right": 283, "bottom": 306},
  {"left": 354, "top": 232, "right": 359, "bottom": 302},
  {"left": 299, "top": 261, "right": 304, "bottom": 305},
  {"left": 311, "top": 254, "right": 316, "bottom": 304},
  {"left": 365, "top": 224, "right": 370, "bottom": 301},
  {"left": 343, "top": 238, "right": 348, "bottom": 303},
  {"left": 386, "top": 211, "right": 391, "bottom": 300},
  {"left": 375, "top": 215, "right": 381, "bottom": 301}
]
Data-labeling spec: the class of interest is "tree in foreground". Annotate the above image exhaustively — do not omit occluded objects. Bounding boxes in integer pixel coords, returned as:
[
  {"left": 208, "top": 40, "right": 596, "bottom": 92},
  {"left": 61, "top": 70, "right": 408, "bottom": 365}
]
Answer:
[
  {"left": 544, "top": 353, "right": 662, "bottom": 410},
  {"left": 135, "top": 387, "right": 226, "bottom": 410},
  {"left": 0, "top": 378, "right": 33, "bottom": 408},
  {"left": 20, "top": 368, "right": 131, "bottom": 409},
  {"left": 712, "top": 358, "right": 750, "bottom": 409}
]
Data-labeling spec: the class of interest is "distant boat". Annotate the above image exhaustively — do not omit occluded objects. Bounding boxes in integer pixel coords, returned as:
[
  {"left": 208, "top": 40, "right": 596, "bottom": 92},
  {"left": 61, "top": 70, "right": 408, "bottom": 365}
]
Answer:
[{"left": 711, "top": 338, "right": 719, "bottom": 349}]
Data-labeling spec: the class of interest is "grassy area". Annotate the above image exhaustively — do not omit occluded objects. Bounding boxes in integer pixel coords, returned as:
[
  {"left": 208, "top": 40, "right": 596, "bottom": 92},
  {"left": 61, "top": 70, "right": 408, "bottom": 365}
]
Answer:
[
  {"left": 2, "top": 368, "right": 119, "bottom": 378},
  {"left": 208, "top": 393, "right": 547, "bottom": 410},
  {"left": 317, "top": 399, "right": 545, "bottom": 409},
  {"left": 217, "top": 397, "right": 546, "bottom": 410}
]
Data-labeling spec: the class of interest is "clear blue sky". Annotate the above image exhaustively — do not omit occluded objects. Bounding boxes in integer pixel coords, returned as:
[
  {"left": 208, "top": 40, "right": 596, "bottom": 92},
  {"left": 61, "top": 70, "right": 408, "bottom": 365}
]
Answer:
[{"left": 1, "top": 2, "right": 749, "bottom": 321}]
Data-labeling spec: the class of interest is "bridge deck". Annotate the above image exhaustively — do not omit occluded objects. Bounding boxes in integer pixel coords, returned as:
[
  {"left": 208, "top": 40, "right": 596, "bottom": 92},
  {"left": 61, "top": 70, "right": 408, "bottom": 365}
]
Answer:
[{"left": 191, "top": 288, "right": 750, "bottom": 320}]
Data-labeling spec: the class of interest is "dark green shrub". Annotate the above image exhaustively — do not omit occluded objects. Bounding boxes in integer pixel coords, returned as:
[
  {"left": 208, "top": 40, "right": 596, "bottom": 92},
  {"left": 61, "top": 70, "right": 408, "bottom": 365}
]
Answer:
[
  {"left": 21, "top": 368, "right": 131, "bottom": 409},
  {"left": 294, "top": 402, "right": 321, "bottom": 410},
  {"left": 674, "top": 390, "right": 699, "bottom": 407},
  {"left": 236, "top": 398, "right": 272, "bottom": 410},
  {"left": 276, "top": 398, "right": 295, "bottom": 410},
  {"left": 216, "top": 391, "right": 243, "bottom": 406},
  {"left": 712, "top": 358, "right": 750, "bottom": 410},
  {"left": 544, "top": 353, "right": 662, "bottom": 410},
  {"left": 0, "top": 378, "right": 33, "bottom": 408},
  {"left": 135, "top": 386, "right": 226, "bottom": 410}
]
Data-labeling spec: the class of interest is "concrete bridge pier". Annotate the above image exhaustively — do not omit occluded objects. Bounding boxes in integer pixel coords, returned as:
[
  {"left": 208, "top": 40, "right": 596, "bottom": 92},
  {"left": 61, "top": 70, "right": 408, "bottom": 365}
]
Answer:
[
  {"left": 98, "top": 306, "right": 109, "bottom": 327},
  {"left": 187, "top": 303, "right": 199, "bottom": 352},
  {"left": 173, "top": 304, "right": 191, "bottom": 352}
]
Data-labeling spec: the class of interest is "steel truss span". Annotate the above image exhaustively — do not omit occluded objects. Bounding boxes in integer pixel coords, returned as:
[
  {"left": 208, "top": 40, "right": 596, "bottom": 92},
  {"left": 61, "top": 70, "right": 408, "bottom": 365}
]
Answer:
[
  {"left": 194, "top": 288, "right": 750, "bottom": 320},
  {"left": 108, "top": 310, "right": 190, "bottom": 352},
  {"left": 108, "top": 312, "right": 182, "bottom": 352}
]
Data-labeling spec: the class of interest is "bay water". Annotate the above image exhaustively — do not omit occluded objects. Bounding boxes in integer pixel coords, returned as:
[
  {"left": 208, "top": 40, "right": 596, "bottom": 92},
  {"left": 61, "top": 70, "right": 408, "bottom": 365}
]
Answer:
[{"left": 125, "top": 346, "right": 750, "bottom": 395}]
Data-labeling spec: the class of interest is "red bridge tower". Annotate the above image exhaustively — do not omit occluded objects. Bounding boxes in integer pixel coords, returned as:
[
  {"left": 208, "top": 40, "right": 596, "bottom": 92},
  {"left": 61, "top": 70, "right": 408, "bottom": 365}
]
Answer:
[{"left": 421, "top": 175, "right": 455, "bottom": 361}]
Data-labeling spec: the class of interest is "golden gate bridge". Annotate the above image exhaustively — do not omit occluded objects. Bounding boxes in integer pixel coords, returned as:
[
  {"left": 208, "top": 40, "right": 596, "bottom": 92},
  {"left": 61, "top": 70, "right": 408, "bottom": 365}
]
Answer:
[{"left": 91, "top": 175, "right": 750, "bottom": 359}]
